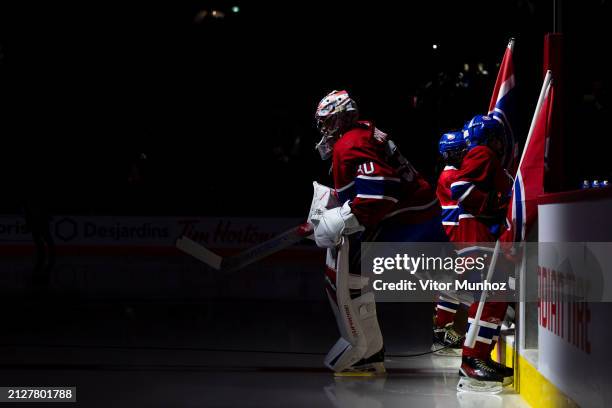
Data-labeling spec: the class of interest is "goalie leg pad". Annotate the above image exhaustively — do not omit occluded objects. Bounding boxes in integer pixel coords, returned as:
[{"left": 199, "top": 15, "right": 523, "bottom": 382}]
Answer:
[
  {"left": 324, "top": 292, "right": 383, "bottom": 372},
  {"left": 325, "top": 337, "right": 363, "bottom": 372},
  {"left": 324, "top": 239, "right": 384, "bottom": 372}
]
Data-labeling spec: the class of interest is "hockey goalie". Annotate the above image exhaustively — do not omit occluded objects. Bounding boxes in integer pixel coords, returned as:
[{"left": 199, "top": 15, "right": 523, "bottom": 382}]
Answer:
[{"left": 308, "top": 90, "right": 447, "bottom": 376}]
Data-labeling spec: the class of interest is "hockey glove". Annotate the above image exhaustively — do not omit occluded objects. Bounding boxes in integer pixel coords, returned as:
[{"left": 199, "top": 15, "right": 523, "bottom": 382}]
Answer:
[{"left": 313, "top": 201, "right": 364, "bottom": 248}]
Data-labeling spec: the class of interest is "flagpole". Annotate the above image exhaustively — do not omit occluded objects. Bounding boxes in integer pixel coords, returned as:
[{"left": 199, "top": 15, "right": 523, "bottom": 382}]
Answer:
[
  {"left": 464, "top": 71, "right": 553, "bottom": 349},
  {"left": 508, "top": 37, "right": 515, "bottom": 53}
]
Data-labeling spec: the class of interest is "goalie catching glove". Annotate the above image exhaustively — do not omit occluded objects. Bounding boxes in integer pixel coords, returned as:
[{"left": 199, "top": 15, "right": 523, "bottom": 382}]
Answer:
[{"left": 311, "top": 201, "right": 364, "bottom": 248}]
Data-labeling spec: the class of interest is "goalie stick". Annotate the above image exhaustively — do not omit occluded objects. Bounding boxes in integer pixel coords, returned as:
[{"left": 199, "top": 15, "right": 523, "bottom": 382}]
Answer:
[{"left": 176, "top": 222, "right": 313, "bottom": 272}]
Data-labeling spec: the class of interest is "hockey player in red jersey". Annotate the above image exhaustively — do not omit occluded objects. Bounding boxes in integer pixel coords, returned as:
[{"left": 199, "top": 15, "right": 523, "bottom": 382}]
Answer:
[
  {"left": 437, "top": 132, "right": 467, "bottom": 242},
  {"left": 309, "top": 90, "right": 446, "bottom": 376},
  {"left": 451, "top": 115, "right": 514, "bottom": 393},
  {"left": 316, "top": 91, "right": 441, "bottom": 233},
  {"left": 432, "top": 131, "right": 469, "bottom": 356}
]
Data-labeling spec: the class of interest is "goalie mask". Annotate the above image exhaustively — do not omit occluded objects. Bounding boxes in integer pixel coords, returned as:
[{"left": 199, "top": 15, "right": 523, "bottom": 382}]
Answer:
[{"left": 315, "top": 90, "right": 359, "bottom": 160}]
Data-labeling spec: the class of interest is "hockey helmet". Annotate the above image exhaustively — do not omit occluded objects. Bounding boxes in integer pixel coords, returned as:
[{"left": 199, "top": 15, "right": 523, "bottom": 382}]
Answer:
[
  {"left": 462, "top": 114, "right": 504, "bottom": 150},
  {"left": 439, "top": 131, "right": 466, "bottom": 156},
  {"left": 314, "top": 90, "right": 359, "bottom": 160}
]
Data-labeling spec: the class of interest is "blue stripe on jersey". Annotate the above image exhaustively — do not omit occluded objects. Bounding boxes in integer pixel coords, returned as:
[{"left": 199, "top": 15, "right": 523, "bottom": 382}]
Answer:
[
  {"left": 438, "top": 301, "right": 459, "bottom": 311},
  {"left": 354, "top": 177, "right": 401, "bottom": 200},
  {"left": 466, "top": 323, "right": 498, "bottom": 340},
  {"left": 441, "top": 207, "right": 462, "bottom": 223},
  {"left": 450, "top": 181, "right": 473, "bottom": 201}
]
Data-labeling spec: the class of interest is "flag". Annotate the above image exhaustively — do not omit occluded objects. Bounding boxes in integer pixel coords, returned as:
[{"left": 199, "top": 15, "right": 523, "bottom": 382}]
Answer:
[
  {"left": 489, "top": 38, "right": 518, "bottom": 174},
  {"left": 504, "top": 71, "right": 554, "bottom": 243},
  {"left": 466, "top": 71, "right": 554, "bottom": 350}
]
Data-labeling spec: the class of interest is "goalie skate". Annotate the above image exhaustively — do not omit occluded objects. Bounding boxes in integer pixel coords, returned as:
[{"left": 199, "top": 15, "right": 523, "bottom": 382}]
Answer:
[{"left": 334, "top": 348, "right": 386, "bottom": 377}]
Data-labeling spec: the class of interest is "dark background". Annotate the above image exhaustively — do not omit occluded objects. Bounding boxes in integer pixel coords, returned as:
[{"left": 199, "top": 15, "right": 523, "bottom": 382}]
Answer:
[
  {"left": 0, "top": 0, "right": 609, "bottom": 217},
  {"left": 0, "top": 3, "right": 610, "bottom": 404}
]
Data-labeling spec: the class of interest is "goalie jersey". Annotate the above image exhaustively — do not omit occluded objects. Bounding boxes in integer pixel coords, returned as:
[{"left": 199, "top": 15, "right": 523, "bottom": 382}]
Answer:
[{"left": 332, "top": 121, "right": 439, "bottom": 228}]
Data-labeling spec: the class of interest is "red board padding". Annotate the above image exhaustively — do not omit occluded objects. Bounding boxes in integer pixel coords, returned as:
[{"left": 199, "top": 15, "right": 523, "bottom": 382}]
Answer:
[{"left": 543, "top": 33, "right": 565, "bottom": 192}]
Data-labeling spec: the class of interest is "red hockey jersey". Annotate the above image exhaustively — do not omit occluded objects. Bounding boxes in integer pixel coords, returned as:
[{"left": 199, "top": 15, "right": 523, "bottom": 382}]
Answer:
[
  {"left": 436, "top": 165, "right": 463, "bottom": 242},
  {"left": 449, "top": 145, "right": 512, "bottom": 243},
  {"left": 332, "top": 121, "right": 438, "bottom": 227}
]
